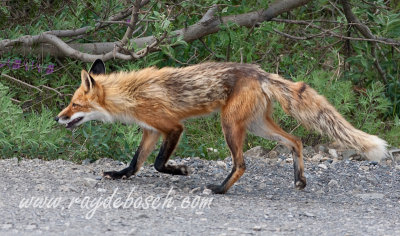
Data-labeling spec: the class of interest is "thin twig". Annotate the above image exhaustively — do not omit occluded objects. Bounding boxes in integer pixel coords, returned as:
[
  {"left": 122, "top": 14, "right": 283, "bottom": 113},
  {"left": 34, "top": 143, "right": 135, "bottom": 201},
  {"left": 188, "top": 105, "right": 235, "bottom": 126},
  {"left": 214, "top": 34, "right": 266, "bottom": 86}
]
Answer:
[
  {"left": 1, "top": 73, "right": 43, "bottom": 92},
  {"left": 41, "top": 85, "right": 63, "bottom": 97},
  {"left": 10, "top": 98, "right": 21, "bottom": 103},
  {"left": 271, "top": 18, "right": 400, "bottom": 46}
]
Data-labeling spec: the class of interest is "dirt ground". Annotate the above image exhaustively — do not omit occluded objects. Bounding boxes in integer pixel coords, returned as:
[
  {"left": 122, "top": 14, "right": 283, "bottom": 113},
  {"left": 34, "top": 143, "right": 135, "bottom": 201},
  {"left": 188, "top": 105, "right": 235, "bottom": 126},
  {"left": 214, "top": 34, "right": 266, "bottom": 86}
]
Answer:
[{"left": 1, "top": 146, "right": 400, "bottom": 235}]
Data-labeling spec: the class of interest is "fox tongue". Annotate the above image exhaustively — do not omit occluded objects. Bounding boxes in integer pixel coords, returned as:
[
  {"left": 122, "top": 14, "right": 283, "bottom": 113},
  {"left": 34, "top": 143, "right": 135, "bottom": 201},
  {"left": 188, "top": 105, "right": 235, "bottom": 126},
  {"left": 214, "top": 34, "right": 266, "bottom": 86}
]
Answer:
[{"left": 66, "top": 117, "right": 83, "bottom": 129}]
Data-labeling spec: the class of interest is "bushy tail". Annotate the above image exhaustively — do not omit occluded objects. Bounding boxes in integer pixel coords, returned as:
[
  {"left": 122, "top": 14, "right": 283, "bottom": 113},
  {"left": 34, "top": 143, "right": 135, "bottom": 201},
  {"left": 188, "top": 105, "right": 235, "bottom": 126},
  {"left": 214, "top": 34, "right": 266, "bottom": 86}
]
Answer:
[{"left": 261, "top": 73, "right": 388, "bottom": 161}]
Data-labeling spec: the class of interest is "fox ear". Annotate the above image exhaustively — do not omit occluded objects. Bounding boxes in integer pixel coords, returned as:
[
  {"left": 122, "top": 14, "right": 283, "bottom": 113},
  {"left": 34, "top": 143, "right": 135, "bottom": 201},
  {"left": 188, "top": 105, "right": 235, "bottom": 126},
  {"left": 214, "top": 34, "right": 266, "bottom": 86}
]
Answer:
[
  {"left": 81, "top": 70, "right": 95, "bottom": 93},
  {"left": 89, "top": 59, "right": 106, "bottom": 75}
]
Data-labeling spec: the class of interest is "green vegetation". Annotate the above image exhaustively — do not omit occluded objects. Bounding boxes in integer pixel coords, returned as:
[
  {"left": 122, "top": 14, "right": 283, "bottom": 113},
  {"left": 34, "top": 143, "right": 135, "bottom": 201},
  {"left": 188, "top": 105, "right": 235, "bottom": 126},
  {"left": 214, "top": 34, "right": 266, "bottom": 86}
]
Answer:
[{"left": 1, "top": 0, "right": 399, "bottom": 162}]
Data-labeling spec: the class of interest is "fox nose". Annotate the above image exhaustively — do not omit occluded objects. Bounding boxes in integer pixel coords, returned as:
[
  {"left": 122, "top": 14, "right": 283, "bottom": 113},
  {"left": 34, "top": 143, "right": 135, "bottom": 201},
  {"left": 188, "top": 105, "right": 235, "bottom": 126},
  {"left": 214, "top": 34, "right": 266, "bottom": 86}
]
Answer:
[{"left": 54, "top": 116, "right": 59, "bottom": 122}]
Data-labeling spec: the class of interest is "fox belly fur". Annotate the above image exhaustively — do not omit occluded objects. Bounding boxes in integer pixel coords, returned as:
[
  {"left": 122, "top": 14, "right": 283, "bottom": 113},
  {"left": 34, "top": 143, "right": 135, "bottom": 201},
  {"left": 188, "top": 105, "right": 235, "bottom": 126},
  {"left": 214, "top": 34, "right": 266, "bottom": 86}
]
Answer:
[{"left": 56, "top": 59, "right": 388, "bottom": 194}]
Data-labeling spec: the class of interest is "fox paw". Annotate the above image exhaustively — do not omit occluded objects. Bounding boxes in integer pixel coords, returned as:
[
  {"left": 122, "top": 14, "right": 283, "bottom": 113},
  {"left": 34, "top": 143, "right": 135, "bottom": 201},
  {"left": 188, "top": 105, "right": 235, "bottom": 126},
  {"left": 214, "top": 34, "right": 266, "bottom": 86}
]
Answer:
[
  {"left": 103, "top": 170, "right": 131, "bottom": 179},
  {"left": 295, "top": 178, "right": 307, "bottom": 190},
  {"left": 206, "top": 184, "right": 226, "bottom": 194},
  {"left": 176, "top": 165, "right": 190, "bottom": 175}
]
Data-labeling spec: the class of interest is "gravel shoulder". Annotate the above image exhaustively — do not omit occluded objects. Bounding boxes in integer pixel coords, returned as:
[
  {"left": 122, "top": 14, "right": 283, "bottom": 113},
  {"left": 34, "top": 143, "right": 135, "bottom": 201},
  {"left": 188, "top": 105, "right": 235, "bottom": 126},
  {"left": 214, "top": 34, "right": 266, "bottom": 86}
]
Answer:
[{"left": 1, "top": 147, "right": 400, "bottom": 235}]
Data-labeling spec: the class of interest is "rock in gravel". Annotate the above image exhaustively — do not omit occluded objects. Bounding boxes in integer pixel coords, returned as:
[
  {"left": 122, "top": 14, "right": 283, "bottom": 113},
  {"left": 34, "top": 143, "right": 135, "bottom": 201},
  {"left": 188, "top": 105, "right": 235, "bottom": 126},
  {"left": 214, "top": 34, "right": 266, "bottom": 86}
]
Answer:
[
  {"left": 312, "top": 154, "right": 323, "bottom": 162},
  {"left": 82, "top": 177, "right": 98, "bottom": 188},
  {"left": 341, "top": 149, "right": 358, "bottom": 160},
  {"left": 328, "top": 179, "right": 339, "bottom": 188},
  {"left": 321, "top": 156, "right": 331, "bottom": 162},
  {"left": 355, "top": 193, "right": 385, "bottom": 200},
  {"left": 202, "top": 188, "right": 212, "bottom": 195},
  {"left": 82, "top": 159, "right": 91, "bottom": 165},
  {"left": 97, "top": 188, "right": 107, "bottom": 193},
  {"left": 190, "top": 187, "right": 201, "bottom": 194},
  {"left": 216, "top": 161, "right": 226, "bottom": 169},
  {"left": 328, "top": 149, "right": 338, "bottom": 158},
  {"left": 360, "top": 166, "right": 369, "bottom": 171},
  {"left": 244, "top": 146, "right": 269, "bottom": 158},
  {"left": 318, "top": 164, "right": 328, "bottom": 170},
  {"left": 316, "top": 144, "right": 328, "bottom": 153},
  {"left": 268, "top": 150, "right": 278, "bottom": 159},
  {"left": 300, "top": 212, "right": 316, "bottom": 217}
]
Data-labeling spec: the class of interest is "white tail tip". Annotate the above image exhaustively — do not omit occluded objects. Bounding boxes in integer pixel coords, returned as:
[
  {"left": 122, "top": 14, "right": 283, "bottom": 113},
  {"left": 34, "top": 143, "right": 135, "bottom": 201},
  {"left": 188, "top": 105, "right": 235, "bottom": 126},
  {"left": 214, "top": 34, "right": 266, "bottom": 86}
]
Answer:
[{"left": 364, "top": 135, "right": 388, "bottom": 161}]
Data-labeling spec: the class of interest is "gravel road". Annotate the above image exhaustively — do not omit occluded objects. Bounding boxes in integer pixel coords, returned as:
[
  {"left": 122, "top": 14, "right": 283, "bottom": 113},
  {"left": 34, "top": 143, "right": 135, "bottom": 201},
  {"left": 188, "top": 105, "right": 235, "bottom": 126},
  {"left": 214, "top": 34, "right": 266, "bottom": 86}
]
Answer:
[{"left": 1, "top": 146, "right": 400, "bottom": 235}]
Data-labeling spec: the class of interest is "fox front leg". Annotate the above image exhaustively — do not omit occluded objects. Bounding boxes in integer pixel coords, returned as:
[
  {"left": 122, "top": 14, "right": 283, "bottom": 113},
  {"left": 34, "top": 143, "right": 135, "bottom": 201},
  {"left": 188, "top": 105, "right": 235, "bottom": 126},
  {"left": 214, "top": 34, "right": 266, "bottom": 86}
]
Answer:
[{"left": 103, "top": 129, "right": 160, "bottom": 179}]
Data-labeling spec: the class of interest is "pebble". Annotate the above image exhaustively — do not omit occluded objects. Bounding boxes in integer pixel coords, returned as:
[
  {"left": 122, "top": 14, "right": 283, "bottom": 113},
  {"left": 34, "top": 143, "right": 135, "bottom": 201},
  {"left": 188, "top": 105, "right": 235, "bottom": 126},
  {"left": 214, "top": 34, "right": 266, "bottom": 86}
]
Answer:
[
  {"left": 285, "top": 158, "right": 293, "bottom": 163},
  {"left": 318, "top": 164, "right": 328, "bottom": 170},
  {"left": 83, "top": 178, "right": 98, "bottom": 188},
  {"left": 301, "top": 212, "right": 316, "bottom": 217},
  {"left": 328, "top": 149, "right": 338, "bottom": 158},
  {"left": 258, "top": 183, "right": 267, "bottom": 189},
  {"left": 244, "top": 146, "right": 269, "bottom": 158},
  {"left": 216, "top": 161, "right": 226, "bottom": 169},
  {"left": 268, "top": 150, "right": 278, "bottom": 159},
  {"left": 190, "top": 187, "right": 201, "bottom": 194},
  {"left": 82, "top": 159, "right": 91, "bottom": 165},
  {"left": 341, "top": 149, "right": 357, "bottom": 160},
  {"left": 321, "top": 156, "right": 331, "bottom": 162},
  {"left": 95, "top": 176, "right": 102, "bottom": 180},
  {"left": 312, "top": 154, "right": 323, "bottom": 162},
  {"left": 328, "top": 179, "right": 339, "bottom": 188},
  {"left": 317, "top": 144, "right": 328, "bottom": 153},
  {"left": 355, "top": 193, "right": 385, "bottom": 200},
  {"left": 359, "top": 166, "right": 369, "bottom": 171},
  {"left": 202, "top": 189, "right": 212, "bottom": 195},
  {"left": 97, "top": 188, "right": 107, "bottom": 193}
]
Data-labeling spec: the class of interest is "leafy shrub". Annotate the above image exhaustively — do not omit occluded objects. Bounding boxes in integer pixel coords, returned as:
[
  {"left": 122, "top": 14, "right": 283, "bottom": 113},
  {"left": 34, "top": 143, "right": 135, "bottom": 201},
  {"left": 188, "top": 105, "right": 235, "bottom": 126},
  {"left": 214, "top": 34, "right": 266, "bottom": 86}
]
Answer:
[{"left": 0, "top": 82, "right": 65, "bottom": 158}]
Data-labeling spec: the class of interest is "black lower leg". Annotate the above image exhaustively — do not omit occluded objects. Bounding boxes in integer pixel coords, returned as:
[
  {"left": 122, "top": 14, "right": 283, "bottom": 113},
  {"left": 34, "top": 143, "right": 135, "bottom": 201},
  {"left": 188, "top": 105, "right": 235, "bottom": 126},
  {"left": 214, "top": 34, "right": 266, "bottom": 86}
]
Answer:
[
  {"left": 154, "top": 129, "right": 188, "bottom": 175},
  {"left": 103, "top": 147, "right": 141, "bottom": 179},
  {"left": 206, "top": 167, "right": 236, "bottom": 194},
  {"left": 292, "top": 149, "right": 306, "bottom": 189}
]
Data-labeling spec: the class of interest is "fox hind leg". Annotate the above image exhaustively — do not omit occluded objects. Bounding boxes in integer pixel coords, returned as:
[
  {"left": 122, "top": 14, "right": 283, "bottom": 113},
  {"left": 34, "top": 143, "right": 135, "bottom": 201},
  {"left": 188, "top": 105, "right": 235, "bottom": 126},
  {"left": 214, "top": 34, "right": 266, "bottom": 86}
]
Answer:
[
  {"left": 248, "top": 110, "right": 306, "bottom": 189},
  {"left": 207, "top": 117, "right": 247, "bottom": 194}
]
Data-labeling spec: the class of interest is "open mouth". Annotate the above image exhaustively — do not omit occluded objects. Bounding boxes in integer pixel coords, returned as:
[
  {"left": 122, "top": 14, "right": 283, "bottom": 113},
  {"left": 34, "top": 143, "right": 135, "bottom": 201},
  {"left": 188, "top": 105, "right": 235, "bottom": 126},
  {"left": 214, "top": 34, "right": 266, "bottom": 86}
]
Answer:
[{"left": 66, "top": 117, "right": 84, "bottom": 129}]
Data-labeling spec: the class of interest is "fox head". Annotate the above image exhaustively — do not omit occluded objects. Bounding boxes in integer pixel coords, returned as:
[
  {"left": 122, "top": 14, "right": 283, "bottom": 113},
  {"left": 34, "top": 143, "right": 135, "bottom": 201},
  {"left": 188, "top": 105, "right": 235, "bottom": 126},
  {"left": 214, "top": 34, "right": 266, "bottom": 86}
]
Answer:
[{"left": 55, "top": 59, "right": 108, "bottom": 129}]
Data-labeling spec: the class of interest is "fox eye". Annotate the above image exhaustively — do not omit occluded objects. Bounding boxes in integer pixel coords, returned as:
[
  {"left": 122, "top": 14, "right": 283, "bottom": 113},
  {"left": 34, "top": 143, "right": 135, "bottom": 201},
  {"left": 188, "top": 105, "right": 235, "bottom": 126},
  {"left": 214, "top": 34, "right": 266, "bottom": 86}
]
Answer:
[{"left": 72, "top": 103, "right": 81, "bottom": 108}]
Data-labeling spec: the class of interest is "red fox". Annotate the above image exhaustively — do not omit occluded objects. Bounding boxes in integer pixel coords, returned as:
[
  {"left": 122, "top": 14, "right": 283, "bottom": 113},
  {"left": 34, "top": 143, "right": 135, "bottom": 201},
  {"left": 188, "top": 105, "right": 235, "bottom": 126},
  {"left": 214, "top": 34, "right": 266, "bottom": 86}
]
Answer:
[{"left": 56, "top": 59, "right": 387, "bottom": 194}]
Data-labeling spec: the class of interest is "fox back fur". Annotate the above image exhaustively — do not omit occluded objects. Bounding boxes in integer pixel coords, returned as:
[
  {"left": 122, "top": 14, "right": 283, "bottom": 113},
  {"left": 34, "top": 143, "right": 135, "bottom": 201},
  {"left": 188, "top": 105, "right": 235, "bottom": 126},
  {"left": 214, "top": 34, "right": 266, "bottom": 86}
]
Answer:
[{"left": 57, "top": 60, "right": 387, "bottom": 194}]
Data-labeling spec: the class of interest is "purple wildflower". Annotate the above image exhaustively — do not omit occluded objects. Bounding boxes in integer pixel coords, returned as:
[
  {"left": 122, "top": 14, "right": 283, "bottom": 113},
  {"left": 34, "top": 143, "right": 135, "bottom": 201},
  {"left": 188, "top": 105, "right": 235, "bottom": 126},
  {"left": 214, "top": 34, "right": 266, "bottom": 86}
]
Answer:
[
  {"left": 46, "top": 64, "right": 55, "bottom": 74},
  {"left": 12, "top": 59, "right": 22, "bottom": 69}
]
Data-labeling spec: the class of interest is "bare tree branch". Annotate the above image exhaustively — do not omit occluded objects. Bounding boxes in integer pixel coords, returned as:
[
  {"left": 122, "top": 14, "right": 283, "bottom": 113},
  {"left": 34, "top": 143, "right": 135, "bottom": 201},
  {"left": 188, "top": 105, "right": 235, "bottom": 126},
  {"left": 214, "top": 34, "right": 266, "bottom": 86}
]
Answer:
[
  {"left": 1, "top": 73, "right": 43, "bottom": 92},
  {"left": 271, "top": 18, "right": 400, "bottom": 47},
  {"left": 0, "top": 0, "right": 313, "bottom": 61}
]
